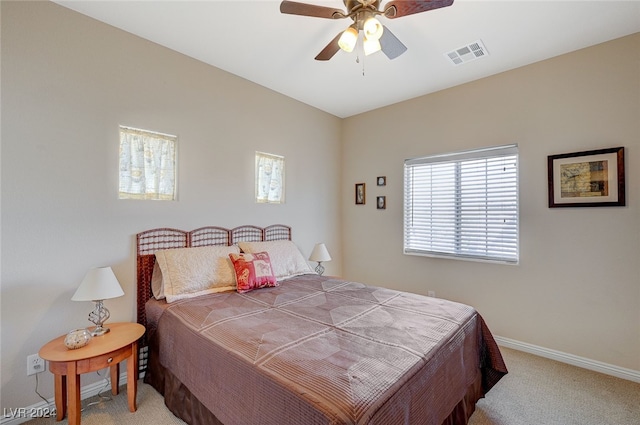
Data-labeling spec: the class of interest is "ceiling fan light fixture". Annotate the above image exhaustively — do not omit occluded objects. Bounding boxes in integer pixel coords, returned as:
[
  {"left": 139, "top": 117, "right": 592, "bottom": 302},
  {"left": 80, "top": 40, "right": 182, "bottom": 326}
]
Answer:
[
  {"left": 338, "top": 26, "right": 358, "bottom": 53},
  {"left": 363, "top": 17, "right": 383, "bottom": 41},
  {"left": 281, "top": 0, "right": 457, "bottom": 62},
  {"left": 363, "top": 36, "right": 381, "bottom": 56}
]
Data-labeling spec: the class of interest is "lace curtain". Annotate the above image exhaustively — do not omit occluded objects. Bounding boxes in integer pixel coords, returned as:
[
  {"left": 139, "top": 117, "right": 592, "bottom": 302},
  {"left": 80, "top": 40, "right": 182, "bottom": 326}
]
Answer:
[
  {"left": 119, "top": 126, "right": 176, "bottom": 200},
  {"left": 255, "top": 152, "right": 285, "bottom": 203}
]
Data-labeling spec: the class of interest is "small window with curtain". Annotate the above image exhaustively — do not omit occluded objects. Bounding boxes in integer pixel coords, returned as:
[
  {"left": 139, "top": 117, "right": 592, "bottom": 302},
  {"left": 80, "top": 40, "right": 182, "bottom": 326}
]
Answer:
[
  {"left": 255, "top": 152, "right": 285, "bottom": 204},
  {"left": 118, "top": 126, "right": 177, "bottom": 200},
  {"left": 403, "top": 144, "right": 518, "bottom": 263}
]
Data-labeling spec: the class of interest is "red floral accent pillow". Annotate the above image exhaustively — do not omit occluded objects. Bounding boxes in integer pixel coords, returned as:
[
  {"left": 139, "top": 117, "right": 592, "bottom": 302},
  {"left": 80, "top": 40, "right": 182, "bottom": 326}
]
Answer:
[{"left": 229, "top": 252, "right": 278, "bottom": 293}]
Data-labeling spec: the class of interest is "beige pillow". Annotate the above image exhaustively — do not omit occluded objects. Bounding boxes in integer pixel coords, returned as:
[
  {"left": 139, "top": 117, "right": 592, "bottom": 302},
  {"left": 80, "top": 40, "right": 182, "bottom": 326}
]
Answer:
[
  {"left": 153, "top": 245, "right": 240, "bottom": 303},
  {"left": 237, "top": 240, "right": 313, "bottom": 280}
]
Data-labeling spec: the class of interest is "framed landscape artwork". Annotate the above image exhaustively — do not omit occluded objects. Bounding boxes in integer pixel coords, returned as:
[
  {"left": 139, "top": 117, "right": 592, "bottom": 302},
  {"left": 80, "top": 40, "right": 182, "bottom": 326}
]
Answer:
[{"left": 548, "top": 147, "right": 625, "bottom": 208}]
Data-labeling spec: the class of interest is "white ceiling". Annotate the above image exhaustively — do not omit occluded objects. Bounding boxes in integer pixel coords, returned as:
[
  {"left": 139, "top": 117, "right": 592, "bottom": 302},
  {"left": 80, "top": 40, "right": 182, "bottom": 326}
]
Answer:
[{"left": 54, "top": 0, "right": 640, "bottom": 118}]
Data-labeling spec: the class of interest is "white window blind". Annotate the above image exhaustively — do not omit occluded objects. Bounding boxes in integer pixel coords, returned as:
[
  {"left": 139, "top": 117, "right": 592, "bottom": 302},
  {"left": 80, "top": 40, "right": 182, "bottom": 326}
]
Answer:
[
  {"left": 119, "top": 126, "right": 177, "bottom": 200},
  {"left": 404, "top": 144, "right": 518, "bottom": 263},
  {"left": 255, "top": 152, "right": 285, "bottom": 204}
]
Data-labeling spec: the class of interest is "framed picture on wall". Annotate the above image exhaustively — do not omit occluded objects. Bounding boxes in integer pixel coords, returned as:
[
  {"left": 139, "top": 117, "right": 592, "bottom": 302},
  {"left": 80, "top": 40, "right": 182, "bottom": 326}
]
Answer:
[
  {"left": 355, "top": 183, "right": 365, "bottom": 205},
  {"left": 377, "top": 176, "right": 386, "bottom": 186},
  {"left": 548, "top": 147, "right": 625, "bottom": 208},
  {"left": 377, "top": 196, "right": 386, "bottom": 210}
]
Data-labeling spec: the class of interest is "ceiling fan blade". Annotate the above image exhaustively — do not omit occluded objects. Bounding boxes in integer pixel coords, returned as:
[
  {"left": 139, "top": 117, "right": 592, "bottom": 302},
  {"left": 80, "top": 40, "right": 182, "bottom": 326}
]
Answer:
[
  {"left": 380, "top": 26, "right": 407, "bottom": 59},
  {"left": 384, "top": 0, "right": 454, "bottom": 19},
  {"left": 315, "top": 32, "right": 342, "bottom": 61},
  {"left": 280, "top": 1, "right": 345, "bottom": 19}
]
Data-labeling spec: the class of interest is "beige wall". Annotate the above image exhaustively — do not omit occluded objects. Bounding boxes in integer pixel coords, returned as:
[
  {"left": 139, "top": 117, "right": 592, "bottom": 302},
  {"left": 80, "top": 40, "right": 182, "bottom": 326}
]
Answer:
[
  {"left": 341, "top": 33, "right": 640, "bottom": 372},
  {"left": 1, "top": 1, "right": 342, "bottom": 409}
]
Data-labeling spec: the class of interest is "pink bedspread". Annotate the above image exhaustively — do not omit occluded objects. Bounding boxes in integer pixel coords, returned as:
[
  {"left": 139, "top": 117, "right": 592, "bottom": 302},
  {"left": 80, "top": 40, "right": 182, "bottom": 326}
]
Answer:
[{"left": 148, "top": 274, "right": 506, "bottom": 425}]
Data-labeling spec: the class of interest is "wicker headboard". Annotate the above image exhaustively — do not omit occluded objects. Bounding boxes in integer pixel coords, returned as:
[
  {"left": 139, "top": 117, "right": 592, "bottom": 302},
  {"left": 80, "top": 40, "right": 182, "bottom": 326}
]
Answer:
[{"left": 135, "top": 224, "right": 291, "bottom": 330}]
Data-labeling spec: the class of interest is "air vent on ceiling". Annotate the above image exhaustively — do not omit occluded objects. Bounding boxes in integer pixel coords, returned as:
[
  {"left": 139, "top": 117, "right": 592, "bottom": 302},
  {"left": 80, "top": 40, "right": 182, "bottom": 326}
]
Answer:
[{"left": 445, "top": 40, "right": 489, "bottom": 66}]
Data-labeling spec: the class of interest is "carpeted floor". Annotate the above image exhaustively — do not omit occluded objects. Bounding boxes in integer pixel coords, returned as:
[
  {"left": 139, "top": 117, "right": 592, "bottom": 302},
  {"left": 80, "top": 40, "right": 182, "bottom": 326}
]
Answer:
[
  {"left": 26, "top": 347, "right": 640, "bottom": 425},
  {"left": 468, "top": 348, "right": 639, "bottom": 425}
]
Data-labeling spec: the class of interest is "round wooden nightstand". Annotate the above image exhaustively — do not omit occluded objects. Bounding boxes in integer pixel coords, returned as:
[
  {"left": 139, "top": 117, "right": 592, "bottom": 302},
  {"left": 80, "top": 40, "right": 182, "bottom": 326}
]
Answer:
[{"left": 39, "top": 322, "right": 145, "bottom": 425}]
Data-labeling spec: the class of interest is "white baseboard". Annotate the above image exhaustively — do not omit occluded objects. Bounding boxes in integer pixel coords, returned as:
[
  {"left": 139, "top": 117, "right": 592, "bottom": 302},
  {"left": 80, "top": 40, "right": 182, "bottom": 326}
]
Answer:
[
  {"left": 1, "top": 371, "right": 128, "bottom": 425},
  {"left": 495, "top": 335, "right": 640, "bottom": 383}
]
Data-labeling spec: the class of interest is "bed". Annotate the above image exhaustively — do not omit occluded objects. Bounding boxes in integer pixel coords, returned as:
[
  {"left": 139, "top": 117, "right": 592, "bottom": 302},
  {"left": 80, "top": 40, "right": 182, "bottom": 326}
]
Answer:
[{"left": 136, "top": 224, "right": 507, "bottom": 425}]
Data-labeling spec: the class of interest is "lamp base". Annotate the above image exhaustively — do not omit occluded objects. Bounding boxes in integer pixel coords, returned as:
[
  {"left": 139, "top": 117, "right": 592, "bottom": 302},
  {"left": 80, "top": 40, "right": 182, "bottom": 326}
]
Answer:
[
  {"left": 315, "top": 262, "right": 325, "bottom": 276},
  {"left": 87, "top": 300, "right": 111, "bottom": 336},
  {"left": 90, "top": 325, "right": 110, "bottom": 337}
]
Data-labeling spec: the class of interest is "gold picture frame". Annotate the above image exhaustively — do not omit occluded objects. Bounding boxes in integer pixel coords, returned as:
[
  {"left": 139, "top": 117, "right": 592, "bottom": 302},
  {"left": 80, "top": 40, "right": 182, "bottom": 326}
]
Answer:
[{"left": 548, "top": 147, "right": 625, "bottom": 208}]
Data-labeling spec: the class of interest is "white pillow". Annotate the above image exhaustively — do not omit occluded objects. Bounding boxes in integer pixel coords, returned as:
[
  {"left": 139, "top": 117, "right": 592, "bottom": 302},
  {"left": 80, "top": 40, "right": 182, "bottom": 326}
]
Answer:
[
  {"left": 237, "top": 240, "right": 313, "bottom": 280},
  {"left": 153, "top": 245, "right": 240, "bottom": 303},
  {"left": 151, "top": 261, "right": 165, "bottom": 299}
]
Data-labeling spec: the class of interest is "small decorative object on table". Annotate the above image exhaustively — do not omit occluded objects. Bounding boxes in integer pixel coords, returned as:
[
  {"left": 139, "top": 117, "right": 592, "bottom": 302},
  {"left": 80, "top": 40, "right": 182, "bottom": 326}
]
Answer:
[
  {"left": 64, "top": 328, "right": 92, "bottom": 350},
  {"left": 309, "top": 243, "right": 331, "bottom": 276}
]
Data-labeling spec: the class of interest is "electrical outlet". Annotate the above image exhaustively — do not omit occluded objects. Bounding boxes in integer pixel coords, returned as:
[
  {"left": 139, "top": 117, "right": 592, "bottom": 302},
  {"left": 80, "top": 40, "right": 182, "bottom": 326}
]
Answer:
[
  {"left": 27, "top": 354, "right": 45, "bottom": 376},
  {"left": 427, "top": 290, "right": 436, "bottom": 297}
]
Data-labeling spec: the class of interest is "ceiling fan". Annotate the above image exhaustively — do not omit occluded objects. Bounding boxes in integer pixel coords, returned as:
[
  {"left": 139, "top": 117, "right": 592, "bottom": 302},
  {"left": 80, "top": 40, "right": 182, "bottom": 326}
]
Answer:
[{"left": 280, "top": 0, "right": 454, "bottom": 61}]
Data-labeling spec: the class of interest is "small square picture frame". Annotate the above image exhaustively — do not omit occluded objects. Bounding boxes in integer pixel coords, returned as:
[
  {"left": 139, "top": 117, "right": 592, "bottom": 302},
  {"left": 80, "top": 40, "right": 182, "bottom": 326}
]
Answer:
[
  {"left": 377, "top": 196, "right": 386, "bottom": 210},
  {"left": 355, "top": 183, "right": 365, "bottom": 205},
  {"left": 377, "top": 176, "right": 386, "bottom": 186}
]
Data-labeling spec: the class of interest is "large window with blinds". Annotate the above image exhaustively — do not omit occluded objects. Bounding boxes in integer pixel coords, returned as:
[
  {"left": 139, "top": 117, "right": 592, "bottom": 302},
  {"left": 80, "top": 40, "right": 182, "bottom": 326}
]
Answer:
[{"left": 403, "top": 144, "right": 518, "bottom": 263}]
